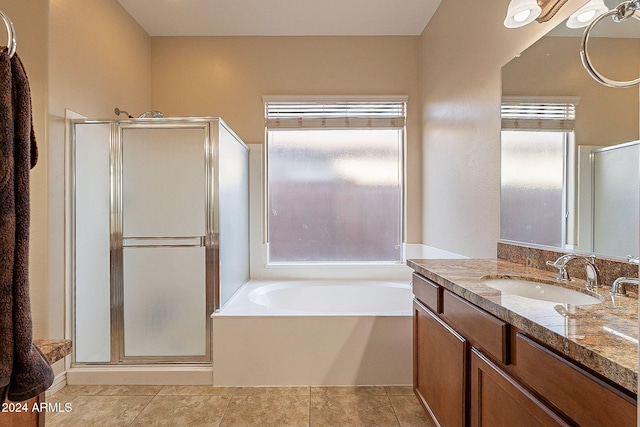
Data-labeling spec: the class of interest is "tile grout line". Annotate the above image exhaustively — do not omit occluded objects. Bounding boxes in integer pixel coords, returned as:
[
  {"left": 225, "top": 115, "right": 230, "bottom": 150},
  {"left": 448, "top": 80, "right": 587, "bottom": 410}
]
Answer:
[
  {"left": 217, "top": 387, "right": 236, "bottom": 426},
  {"left": 307, "top": 386, "right": 311, "bottom": 427},
  {"left": 126, "top": 385, "right": 163, "bottom": 427},
  {"left": 385, "top": 386, "right": 403, "bottom": 427}
]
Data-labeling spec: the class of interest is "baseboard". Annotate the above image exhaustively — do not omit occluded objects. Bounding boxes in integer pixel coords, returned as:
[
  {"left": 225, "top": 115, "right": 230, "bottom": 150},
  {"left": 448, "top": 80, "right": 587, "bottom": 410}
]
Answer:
[
  {"left": 46, "top": 371, "right": 68, "bottom": 397},
  {"left": 65, "top": 366, "right": 214, "bottom": 386}
]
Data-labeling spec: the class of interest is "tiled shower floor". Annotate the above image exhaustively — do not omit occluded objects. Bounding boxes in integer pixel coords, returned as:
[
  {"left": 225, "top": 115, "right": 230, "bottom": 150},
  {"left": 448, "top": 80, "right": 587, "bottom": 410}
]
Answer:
[{"left": 46, "top": 385, "right": 434, "bottom": 426}]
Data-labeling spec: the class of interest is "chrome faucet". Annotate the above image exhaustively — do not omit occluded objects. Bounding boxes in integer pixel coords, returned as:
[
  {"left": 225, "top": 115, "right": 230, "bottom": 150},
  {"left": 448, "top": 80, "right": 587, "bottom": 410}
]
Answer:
[
  {"left": 546, "top": 254, "right": 598, "bottom": 290},
  {"left": 114, "top": 107, "right": 164, "bottom": 119},
  {"left": 138, "top": 110, "right": 164, "bottom": 118},
  {"left": 610, "top": 277, "right": 638, "bottom": 297}
]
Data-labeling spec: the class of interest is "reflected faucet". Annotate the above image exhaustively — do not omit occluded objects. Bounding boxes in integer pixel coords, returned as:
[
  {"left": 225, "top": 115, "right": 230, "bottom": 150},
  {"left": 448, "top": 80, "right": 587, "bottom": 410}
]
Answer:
[
  {"left": 610, "top": 277, "right": 638, "bottom": 297},
  {"left": 546, "top": 254, "right": 598, "bottom": 290}
]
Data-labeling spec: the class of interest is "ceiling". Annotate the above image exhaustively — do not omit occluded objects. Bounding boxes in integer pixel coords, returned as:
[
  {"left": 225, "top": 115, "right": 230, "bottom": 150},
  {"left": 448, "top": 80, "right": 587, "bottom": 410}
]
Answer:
[{"left": 117, "top": 0, "right": 442, "bottom": 37}]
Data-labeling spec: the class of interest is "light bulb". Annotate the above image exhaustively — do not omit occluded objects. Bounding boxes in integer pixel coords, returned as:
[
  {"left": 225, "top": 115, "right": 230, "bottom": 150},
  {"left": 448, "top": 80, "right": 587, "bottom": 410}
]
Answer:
[
  {"left": 514, "top": 10, "right": 532, "bottom": 23},
  {"left": 577, "top": 10, "right": 597, "bottom": 23},
  {"left": 566, "top": 0, "right": 609, "bottom": 28}
]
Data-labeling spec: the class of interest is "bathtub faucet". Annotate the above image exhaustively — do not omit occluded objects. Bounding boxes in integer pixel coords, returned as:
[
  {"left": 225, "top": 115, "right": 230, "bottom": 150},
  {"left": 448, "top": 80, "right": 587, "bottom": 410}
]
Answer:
[{"left": 546, "top": 254, "right": 598, "bottom": 290}]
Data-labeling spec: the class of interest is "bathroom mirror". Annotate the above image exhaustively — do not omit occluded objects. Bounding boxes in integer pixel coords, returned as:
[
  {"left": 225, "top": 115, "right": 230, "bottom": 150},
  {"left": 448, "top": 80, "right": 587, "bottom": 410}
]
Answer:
[{"left": 501, "top": 1, "right": 640, "bottom": 259}]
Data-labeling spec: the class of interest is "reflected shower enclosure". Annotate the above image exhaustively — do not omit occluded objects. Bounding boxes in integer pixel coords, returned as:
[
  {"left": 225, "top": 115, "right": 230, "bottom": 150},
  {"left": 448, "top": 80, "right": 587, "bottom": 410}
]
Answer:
[
  {"left": 591, "top": 141, "right": 639, "bottom": 257},
  {"left": 71, "top": 118, "right": 249, "bottom": 365}
]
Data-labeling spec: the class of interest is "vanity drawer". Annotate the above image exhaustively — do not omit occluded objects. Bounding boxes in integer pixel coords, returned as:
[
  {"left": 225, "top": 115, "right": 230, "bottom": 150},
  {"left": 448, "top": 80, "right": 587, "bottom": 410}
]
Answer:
[
  {"left": 443, "top": 290, "right": 508, "bottom": 364},
  {"left": 515, "top": 333, "right": 636, "bottom": 427},
  {"left": 412, "top": 273, "right": 441, "bottom": 313}
]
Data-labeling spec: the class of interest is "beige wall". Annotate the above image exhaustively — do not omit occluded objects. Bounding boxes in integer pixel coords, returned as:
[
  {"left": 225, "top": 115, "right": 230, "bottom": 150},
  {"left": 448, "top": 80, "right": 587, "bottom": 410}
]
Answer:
[
  {"left": 419, "top": 0, "right": 587, "bottom": 257},
  {"left": 0, "top": 0, "right": 151, "bottom": 338},
  {"left": 151, "top": 36, "right": 423, "bottom": 242},
  {"left": 45, "top": 0, "right": 151, "bottom": 338},
  {"left": 503, "top": 36, "right": 640, "bottom": 147}
]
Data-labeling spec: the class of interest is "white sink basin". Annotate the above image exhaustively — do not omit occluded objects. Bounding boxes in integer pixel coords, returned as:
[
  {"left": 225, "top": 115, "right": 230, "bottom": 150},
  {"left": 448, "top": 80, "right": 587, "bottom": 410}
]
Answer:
[{"left": 482, "top": 278, "right": 603, "bottom": 305}]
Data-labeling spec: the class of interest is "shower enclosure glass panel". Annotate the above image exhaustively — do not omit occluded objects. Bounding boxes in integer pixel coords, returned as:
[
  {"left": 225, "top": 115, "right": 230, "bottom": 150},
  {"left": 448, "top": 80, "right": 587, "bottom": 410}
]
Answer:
[
  {"left": 123, "top": 247, "right": 206, "bottom": 357},
  {"left": 121, "top": 127, "right": 208, "bottom": 359},
  {"left": 218, "top": 129, "right": 250, "bottom": 306},
  {"left": 121, "top": 128, "right": 206, "bottom": 237},
  {"left": 74, "top": 123, "right": 111, "bottom": 363}
]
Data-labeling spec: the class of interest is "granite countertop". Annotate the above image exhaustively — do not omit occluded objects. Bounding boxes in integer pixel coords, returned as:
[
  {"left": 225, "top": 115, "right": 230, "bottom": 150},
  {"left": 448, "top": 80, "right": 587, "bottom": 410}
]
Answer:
[
  {"left": 408, "top": 258, "right": 638, "bottom": 394},
  {"left": 34, "top": 339, "right": 72, "bottom": 365}
]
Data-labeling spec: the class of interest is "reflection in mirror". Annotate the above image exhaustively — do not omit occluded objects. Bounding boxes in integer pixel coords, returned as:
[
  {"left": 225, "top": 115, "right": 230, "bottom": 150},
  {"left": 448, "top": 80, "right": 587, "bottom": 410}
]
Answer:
[
  {"left": 591, "top": 141, "right": 639, "bottom": 256},
  {"left": 501, "top": 0, "right": 640, "bottom": 259}
]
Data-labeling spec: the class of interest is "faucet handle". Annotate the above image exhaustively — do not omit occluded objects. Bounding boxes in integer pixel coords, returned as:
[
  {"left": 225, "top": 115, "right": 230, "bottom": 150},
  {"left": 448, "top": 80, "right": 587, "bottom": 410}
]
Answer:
[{"left": 546, "top": 260, "right": 570, "bottom": 281}]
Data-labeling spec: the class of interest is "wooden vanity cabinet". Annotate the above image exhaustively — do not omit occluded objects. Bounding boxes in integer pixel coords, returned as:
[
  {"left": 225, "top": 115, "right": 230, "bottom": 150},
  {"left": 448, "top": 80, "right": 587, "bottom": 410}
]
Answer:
[
  {"left": 414, "top": 299, "right": 467, "bottom": 427},
  {"left": 0, "top": 392, "right": 45, "bottom": 427},
  {"left": 412, "top": 272, "right": 637, "bottom": 427}
]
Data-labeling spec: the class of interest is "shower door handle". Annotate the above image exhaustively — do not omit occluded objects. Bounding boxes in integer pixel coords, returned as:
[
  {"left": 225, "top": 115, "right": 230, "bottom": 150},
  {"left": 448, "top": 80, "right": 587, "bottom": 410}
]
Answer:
[{"left": 122, "top": 236, "right": 205, "bottom": 248}]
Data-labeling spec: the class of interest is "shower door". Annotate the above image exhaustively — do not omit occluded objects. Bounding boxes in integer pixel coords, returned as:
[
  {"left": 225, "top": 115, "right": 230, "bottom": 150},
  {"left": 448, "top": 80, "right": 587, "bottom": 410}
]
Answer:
[{"left": 114, "top": 124, "right": 213, "bottom": 363}]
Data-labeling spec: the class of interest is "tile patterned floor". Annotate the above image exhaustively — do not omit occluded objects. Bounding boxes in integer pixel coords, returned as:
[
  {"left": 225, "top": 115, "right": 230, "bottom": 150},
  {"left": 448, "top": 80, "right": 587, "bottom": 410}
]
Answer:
[{"left": 45, "top": 385, "right": 434, "bottom": 426}]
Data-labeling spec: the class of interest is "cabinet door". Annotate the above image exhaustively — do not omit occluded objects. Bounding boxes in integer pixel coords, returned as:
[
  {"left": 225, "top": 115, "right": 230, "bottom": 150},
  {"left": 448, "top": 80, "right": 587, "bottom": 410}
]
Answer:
[
  {"left": 414, "top": 299, "right": 467, "bottom": 427},
  {"left": 470, "top": 348, "right": 570, "bottom": 427},
  {"left": 515, "top": 333, "right": 637, "bottom": 427}
]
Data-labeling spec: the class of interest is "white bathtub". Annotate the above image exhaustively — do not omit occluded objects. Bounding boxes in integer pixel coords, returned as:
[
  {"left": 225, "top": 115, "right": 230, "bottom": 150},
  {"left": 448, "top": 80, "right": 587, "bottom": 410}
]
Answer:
[{"left": 211, "top": 279, "right": 413, "bottom": 386}]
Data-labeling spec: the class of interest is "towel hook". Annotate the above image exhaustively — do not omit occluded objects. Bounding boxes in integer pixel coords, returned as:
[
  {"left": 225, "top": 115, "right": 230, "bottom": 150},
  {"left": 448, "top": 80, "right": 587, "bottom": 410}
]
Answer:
[
  {"left": 0, "top": 9, "right": 16, "bottom": 58},
  {"left": 580, "top": 1, "right": 640, "bottom": 88}
]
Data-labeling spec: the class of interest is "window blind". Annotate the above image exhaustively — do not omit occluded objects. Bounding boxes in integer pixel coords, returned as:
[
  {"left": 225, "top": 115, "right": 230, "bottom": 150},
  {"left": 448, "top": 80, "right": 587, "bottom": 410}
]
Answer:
[
  {"left": 501, "top": 99, "right": 577, "bottom": 130},
  {"left": 265, "top": 98, "right": 407, "bottom": 129}
]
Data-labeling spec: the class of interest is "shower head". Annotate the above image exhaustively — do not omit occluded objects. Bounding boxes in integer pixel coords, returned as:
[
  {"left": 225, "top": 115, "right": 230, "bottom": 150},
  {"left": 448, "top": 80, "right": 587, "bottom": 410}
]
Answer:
[
  {"left": 114, "top": 107, "right": 133, "bottom": 118},
  {"left": 139, "top": 111, "right": 164, "bottom": 118}
]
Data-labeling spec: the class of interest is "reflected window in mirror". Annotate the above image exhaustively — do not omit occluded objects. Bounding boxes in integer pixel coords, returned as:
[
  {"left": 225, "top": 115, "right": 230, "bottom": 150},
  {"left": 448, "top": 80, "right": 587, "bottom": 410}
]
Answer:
[{"left": 501, "top": 98, "right": 577, "bottom": 248}]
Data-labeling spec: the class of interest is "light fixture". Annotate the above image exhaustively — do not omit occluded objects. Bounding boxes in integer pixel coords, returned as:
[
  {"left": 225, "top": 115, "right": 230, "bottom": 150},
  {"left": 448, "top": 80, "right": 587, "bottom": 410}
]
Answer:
[
  {"left": 504, "top": 0, "right": 542, "bottom": 28},
  {"left": 504, "top": 0, "right": 573, "bottom": 28},
  {"left": 566, "top": 0, "right": 609, "bottom": 28}
]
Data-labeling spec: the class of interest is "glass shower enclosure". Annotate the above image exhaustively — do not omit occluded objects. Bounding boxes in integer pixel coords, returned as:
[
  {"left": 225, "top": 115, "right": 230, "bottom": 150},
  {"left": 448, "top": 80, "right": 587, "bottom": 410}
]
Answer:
[{"left": 71, "top": 118, "right": 249, "bottom": 365}]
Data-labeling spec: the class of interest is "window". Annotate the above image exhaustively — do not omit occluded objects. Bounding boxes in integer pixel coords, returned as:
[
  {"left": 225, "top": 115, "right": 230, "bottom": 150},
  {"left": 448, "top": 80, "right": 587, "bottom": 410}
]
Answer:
[{"left": 264, "top": 97, "right": 406, "bottom": 264}]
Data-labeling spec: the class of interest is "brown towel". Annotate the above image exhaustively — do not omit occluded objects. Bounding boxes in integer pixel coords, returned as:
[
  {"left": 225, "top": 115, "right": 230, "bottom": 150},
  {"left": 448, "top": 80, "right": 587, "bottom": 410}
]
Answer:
[{"left": 0, "top": 49, "right": 53, "bottom": 402}]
